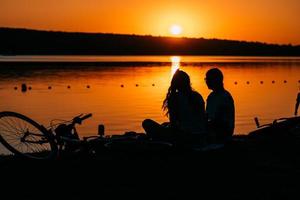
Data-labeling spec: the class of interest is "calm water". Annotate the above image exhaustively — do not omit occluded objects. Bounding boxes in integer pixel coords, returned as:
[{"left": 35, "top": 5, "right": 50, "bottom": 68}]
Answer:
[{"left": 1, "top": 56, "right": 300, "bottom": 153}]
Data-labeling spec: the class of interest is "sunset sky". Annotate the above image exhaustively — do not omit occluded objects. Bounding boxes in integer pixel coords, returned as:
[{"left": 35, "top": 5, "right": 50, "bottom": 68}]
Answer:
[{"left": 1, "top": 0, "right": 300, "bottom": 45}]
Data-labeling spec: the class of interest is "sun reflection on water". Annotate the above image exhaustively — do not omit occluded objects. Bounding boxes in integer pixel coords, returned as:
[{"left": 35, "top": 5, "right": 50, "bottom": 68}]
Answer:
[{"left": 170, "top": 56, "right": 181, "bottom": 76}]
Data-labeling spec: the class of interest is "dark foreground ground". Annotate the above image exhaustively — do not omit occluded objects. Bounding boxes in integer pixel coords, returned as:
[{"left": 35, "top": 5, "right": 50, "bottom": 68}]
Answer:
[{"left": 1, "top": 132, "right": 300, "bottom": 199}]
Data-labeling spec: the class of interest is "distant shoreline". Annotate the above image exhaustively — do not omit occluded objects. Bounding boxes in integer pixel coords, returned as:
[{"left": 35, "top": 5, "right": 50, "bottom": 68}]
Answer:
[{"left": 1, "top": 28, "right": 300, "bottom": 56}]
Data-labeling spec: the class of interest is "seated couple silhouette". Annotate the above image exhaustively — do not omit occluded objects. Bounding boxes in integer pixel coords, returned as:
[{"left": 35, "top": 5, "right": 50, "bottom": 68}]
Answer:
[{"left": 142, "top": 68, "right": 235, "bottom": 146}]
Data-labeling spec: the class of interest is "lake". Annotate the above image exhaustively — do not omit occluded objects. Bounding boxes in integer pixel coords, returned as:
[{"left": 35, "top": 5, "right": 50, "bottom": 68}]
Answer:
[{"left": 0, "top": 56, "right": 300, "bottom": 153}]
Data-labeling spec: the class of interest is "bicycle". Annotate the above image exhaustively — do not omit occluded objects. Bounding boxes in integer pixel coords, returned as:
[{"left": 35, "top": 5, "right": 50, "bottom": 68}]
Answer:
[
  {"left": 1, "top": 111, "right": 300, "bottom": 160},
  {"left": 250, "top": 116, "right": 300, "bottom": 136},
  {"left": 0, "top": 111, "right": 172, "bottom": 160}
]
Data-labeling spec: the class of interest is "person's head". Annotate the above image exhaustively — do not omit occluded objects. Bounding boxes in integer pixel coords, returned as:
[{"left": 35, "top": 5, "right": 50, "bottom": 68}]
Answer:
[
  {"left": 205, "top": 68, "right": 224, "bottom": 90},
  {"left": 163, "top": 69, "right": 193, "bottom": 114},
  {"left": 170, "top": 69, "right": 192, "bottom": 93}
]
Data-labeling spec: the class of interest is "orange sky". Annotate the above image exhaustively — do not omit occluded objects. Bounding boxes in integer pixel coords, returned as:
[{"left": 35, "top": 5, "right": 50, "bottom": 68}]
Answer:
[{"left": 1, "top": 0, "right": 300, "bottom": 45}]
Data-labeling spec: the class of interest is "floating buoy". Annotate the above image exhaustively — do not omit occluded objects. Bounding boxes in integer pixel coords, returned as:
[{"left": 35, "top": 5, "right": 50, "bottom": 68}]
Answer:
[
  {"left": 135, "top": 84, "right": 139, "bottom": 87},
  {"left": 87, "top": 85, "right": 90, "bottom": 89},
  {"left": 14, "top": 87, "right": 18, "bottom": 90},
  {"left": 246, "top": 81, "right": 250, "bottom": 84},
  {"left": 298, "top": 80, "right": 300, "bottom": 83},
  {"left": 152, "top": 84, "right": 155, "bottom": 86},
  {"left": 260, "top": 81, "right": 264, "bottom": 84},
  {"left": 48, "top": 86, "right": 52, "bottom": 90},
  {"left": 21, "top": 83, "right": 27, "bottom": 92},
  {"left": 28, "top": 86, "right": 32, "bottom": 90},
  {"left": 234, "top": 81, "right": 238, "bottom": 85},
  {"left": 120, "top": 84, "right": 124, "bottom": 88},
  {"left": 284, "top": 80, "right": 287, "bottom": 83},
  {"left": 272, "top": 81, "right": 275, "bottom": 84},
  {"left": 67, "top": 85, "right": 71, "bottom": 89}
]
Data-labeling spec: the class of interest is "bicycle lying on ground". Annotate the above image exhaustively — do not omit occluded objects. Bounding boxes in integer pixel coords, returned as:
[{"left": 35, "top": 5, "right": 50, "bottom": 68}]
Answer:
[
  {"left": 0, "top": 111, "right": 300, "bottom": 160},
  {"left": 0, "top": 111, "right": 173, "bottom": 160}
]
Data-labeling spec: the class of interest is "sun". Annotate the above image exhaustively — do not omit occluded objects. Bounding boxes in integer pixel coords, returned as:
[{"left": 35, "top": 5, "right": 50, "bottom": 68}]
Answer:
[{"left": 170, "top": 24, "right": 182, "bottom": 35}]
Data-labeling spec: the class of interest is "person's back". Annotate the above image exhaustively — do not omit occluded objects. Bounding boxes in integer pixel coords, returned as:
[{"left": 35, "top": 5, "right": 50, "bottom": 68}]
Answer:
[
  {"left": 171, "top": 91, "right": 206, "bottom": 134},
  {"left": 206, "top": 89, "right": 235, "bottom": 142},
  {"left": 205, "top": 68, "right": 235, "bottom": 143}
]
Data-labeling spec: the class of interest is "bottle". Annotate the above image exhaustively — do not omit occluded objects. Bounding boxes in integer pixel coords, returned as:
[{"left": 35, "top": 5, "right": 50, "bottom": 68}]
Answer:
[{"left": 98, "top": 124, "right": 105, "bottom": 137}]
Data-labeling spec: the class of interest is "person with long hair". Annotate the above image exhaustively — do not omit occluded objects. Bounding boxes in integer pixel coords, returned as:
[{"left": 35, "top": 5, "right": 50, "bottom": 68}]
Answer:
[{"left": 142, "top": 70, "right": 206, "bottom": 144}]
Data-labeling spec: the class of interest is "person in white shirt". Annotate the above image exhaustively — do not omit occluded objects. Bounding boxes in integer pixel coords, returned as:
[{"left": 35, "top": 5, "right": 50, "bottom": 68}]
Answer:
[
  {"left": 205, "top": 68, "right": 235, "bottom": 144},
  {"left": 142, "top": 70, "right": 206, "bottom": 145}
]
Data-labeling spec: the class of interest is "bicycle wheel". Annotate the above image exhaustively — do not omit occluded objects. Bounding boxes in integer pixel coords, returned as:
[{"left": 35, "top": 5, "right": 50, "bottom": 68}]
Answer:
[{"left": 0, "top": 111, "right": 58, "bottom": 160}]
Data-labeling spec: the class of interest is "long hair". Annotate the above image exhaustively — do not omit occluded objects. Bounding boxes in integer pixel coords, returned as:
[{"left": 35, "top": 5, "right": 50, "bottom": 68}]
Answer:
[{"left": 162, "top": 70, "right": 193, "bottom": 116}]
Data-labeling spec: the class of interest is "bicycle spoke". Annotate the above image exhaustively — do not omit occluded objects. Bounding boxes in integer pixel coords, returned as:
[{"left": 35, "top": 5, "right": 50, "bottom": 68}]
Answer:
[
  {"left": 23, "top": 144, "right": 29, "bottom": 154},
  {"left": 0, "top": 120, "right": 20, "bottom": 135},
  {"left": 23, "top": 136, "right": 41, "bottom": 153},
  {"left": 0, "top": 133, "right": 21, "bottom": 147},
  {"left": 0, "top": 133, "right": 20, "bottom": 142},
  {"left": 25, "top": 142, "right": 36, "bottom": 153},
  {"left": 13, "top": 117, "right": 26, "bottom": 133},
  {"left": 18, "top": 117, "right": 31, "bottom": 134},
  {"left": 29, "top": 132, "right": 48, "bottom": 144},
  {"left": 23, "top": 142, "right": 30, "bottom": 153},
  {"left": 28, "top": 135, "right": 48, "bottom": 152},
  {"left": 0, "top": 125, "right": 21, "bottom": 135},
  {"left": 5, "top": 138, "right": 20, "bottom": 147},
  {"left": 30, "top": 135, "right": 47, "bottom": 152},
  {"left": 34, "top": 143, "right": 44, "bottom": 153},
  {"left": 0, "top": 121, "right": 11, "bottom": 133},
  {"left": 17, "top": 143, "right": 25, "bottom": 153},
  {"left": 14, "top": 117, "right": 27, "bottom": 133},
  {"left": 0, "top": 127, "right": 20, "bottom": 136},
  {"left": 0, "top": 112, "right": 55, "bottom": 159},
  {"left": 27, "top": 126, "right": 42, "bottom": 136},
  {"left": 23, "top": 143, "right": 31, "bottom": 153},
  {"left": 2, "top": 119, "right": 22, "bottom": 135},
  {"left": 1, "top": 118, "right": 22, "bottom": 135},
  {"left": 5, "top": 117, "right": 24, "bottom": 134}
]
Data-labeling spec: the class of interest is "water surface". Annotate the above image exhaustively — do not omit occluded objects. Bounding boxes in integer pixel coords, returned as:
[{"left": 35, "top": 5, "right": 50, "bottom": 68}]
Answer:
[{"left": 0, "top": 56, "right": 300, "bottom": 154}]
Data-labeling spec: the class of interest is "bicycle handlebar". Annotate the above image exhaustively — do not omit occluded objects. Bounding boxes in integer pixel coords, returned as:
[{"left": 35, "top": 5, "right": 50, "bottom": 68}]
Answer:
[
  {"left": 72, "top": 113, "right": 92, "bottom": 125},
  {"left": 255, "top": 117, "right": 291, "bottom": 129},
  {"left": 80, "top": 113, "right": 92, "bottom": 121}
]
